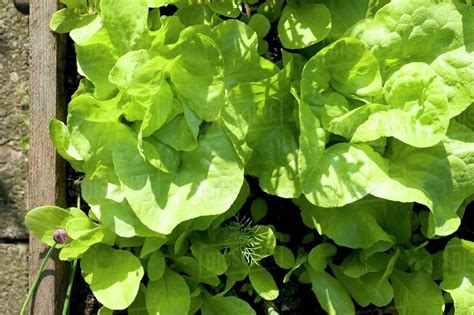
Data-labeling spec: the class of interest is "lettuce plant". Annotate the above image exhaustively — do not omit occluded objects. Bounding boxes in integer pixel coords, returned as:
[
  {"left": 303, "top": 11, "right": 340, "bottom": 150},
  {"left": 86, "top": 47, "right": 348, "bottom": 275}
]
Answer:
[{"left": 26, "top": 0, "right": 474, "bottom": 314}]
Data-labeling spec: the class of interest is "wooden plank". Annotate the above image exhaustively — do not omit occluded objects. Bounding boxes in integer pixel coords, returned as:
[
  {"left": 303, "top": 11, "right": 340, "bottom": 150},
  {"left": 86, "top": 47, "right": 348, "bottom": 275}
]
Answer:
[{"left": 28, "top": 0, "right": 68, "bottom": 314}]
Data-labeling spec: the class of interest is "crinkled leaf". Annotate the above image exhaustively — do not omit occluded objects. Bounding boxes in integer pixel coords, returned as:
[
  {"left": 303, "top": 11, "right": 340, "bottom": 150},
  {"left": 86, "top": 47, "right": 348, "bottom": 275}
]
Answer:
[
  {"left": 301, "top": 37, "right": 382, "bottom": 105},
  {"left": 440, "top": 238, "right": 474, "bottom": 315},
  {"left": 351, "top": 0, "right": 466, "bottom": 67},
  {"left": 100, "top": 0, "right": 149, "bottom": 54},
  {"left": 431, "top": 46, "right": 474, "bottom": 118},
  {"left": 113, "top": 125, "right": 244, "bottom": 235},
  {"left": 75, "top": 28, "right": 118, "bottom": 99},
  {"left": 371, "top": 122, "right": 474, "bottom": 237},
  {"left": 211, "top": 20, "right": 278, "bottom": 89},
  {"left": 352, "top": 63, "right": 449, "bottom": 148},
  {"left": 224, "top": 61, "right": 301, "bottom": 197}
]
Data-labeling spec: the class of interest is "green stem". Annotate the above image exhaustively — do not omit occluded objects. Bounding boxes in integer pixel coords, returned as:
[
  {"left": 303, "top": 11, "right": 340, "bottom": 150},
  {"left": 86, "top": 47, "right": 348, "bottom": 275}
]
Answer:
[
  {"left": 62, "top": 259, "right": 78, "bottom": 315},
  {"left": 20, "top": 244, "right": 57, "bottom": 315}
]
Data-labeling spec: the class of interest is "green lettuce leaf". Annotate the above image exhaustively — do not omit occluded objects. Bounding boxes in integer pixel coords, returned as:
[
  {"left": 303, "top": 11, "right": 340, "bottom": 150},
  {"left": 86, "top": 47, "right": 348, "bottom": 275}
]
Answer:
[
  {"left": 100, "top": 0, "right": 149, "bottom": 54},
  {"left": 352, "top": 62, "right": 449, "bottom": 148},
  {"left": 113, "top": 125, "right": 244, "bottom": 235},
  {"left": 81, "top": 244, "right": 144, "bottom": 310},
  {"left": 392, "top": 270, "right": 444, "bottom": 315},
  {"left": 201, "top": 293, "right": 256, "bottom": 315},
  {"left": 278, "top": 3, "right": 331, "bottom": 49},
  {"left": 440, "top": 238, "right": 474, "bottom": 315},
  {"left": 146, "top": 268, "right": 190, "bottom": 314},
  {"left": 302, "top": 143, "right": 389, "bottom": 208},
  {"left": 307, "top": 267, "right": 355, "bottom": 315},
  {"left": 431, "top": 46, "right": 474, "bottom": 118},
  {"left": 298, "top": 196, "right": 412, "bottom": 249},
  {"left": 371, "top": 121, "right": 474, "bottom": 237},
  {"left": 332, "top": 265, "right": 393, "bottom": 307},
  {"left": 301, "top": 37, "right": 383, "bottom": 106},
  {"left": 351, "top": 0, "right": 467, "bottom": 67}
]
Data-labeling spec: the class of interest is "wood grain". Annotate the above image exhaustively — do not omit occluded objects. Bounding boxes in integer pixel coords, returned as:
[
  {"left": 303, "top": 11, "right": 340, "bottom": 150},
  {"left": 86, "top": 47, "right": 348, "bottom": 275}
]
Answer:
[{"left": 28, "top": 0, "right": 68, "bottom": 313}]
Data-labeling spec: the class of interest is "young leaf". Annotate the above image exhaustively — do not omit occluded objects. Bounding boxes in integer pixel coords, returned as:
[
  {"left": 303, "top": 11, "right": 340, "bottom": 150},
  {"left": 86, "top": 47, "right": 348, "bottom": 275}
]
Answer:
[
  {"left": 174, "top": 256, "right": 220, "bottom": 287},
  {"left": 250, "top": 198, "right": 268, "bottom": 223},
  {"left": 190, "top": 240, "right": 228, "bottom": 276},
  {"left": 248, "top": 14, "right": 271, "bottom": 38},
  {"left": 249, "top": 266, "right": 279, "bottom": 301},
  {"left": 146, "top": 268, "right": 191, "bottom": 314},
  {"left": 273, "top": 246, "right": 295, "bottom": 269},
  {"left": 392, "top": 270, "right": 444, "bottom": 315},
  {"left": 307, "top": 267, "right": 355, "bottom": 315},
  {"left": 278, "top": 3, "right": 331, "bottom": 49},
  {"left": 81, "top": 244, "right": 144, "bottom": 310},
  {"left": 332, "top": 265, "right": 393, "bottom": 307},
  {"left": 308, "top": 243, "right": 336, "bottom": 271},
  {"left": 25, "top": 206, "right": 73, "bottom": 246},
  {"left": 201, "top": 293, "right": 256, "bottom": 315},
  {"left": 147, "top": 250, "right": 166, "bottom": 281}
]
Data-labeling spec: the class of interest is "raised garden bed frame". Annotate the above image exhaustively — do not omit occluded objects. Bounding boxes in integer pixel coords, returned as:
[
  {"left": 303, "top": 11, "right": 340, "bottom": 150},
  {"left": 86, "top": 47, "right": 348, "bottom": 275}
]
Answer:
[{"left": 28, "top": 0, "right": 68, "bottom": 313}]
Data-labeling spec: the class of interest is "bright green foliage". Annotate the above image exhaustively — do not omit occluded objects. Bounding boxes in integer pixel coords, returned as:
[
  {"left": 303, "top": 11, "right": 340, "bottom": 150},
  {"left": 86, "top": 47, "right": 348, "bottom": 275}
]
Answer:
[
  {"left": 147, "top": 250, "right": 166, "bottom": 281},
  {"left": 25, "top": 206, "right": 73, "bottom": 246},
  {"left": 146, "top": 268, "right": 190, "bottom": 314},
  {"left": 249, "top": 265, "right": 279, "bottom": 300},
  {"left": 23, "top": 0, "right": 474, "bottom": 313},
  {"left": 278, "top": 3, "right": 331, "bottom": 49},
  {"left": 201, "top": 293, "right": 256, "bottom": 315},
  {"left": 273, "top": 245, "right": 295, "bottom": 269},
  {"left": 308, "top": 267, "right": 356, "bottom": 315},
  {"left": 81, "top": 245, "right": 144, "bottom": 310},
  {"left": 441, "top": 238, "right": 474, "bottom": 314},
  {"left": 392, "top": 271, "right": 445, "bottom": 315}
]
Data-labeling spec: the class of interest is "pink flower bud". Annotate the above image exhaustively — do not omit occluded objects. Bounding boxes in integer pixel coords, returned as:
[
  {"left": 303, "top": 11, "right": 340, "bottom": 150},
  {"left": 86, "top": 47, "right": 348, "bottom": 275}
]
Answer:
[{"left": 53, "top": 228, "right": 68, "bottom": 244}]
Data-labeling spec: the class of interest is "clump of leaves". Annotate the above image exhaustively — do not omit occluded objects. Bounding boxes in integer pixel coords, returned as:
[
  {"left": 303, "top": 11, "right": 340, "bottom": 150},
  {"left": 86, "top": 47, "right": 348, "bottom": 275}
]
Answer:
[{"left": 26, "top": 0, "right": 474, "bottom": 314}]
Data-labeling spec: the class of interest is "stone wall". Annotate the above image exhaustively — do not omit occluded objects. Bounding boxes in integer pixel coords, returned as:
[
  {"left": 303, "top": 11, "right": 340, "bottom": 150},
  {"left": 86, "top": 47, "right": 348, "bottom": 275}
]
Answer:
[{"left": 0, "top": 0, "right": 29, "bottom": 314}]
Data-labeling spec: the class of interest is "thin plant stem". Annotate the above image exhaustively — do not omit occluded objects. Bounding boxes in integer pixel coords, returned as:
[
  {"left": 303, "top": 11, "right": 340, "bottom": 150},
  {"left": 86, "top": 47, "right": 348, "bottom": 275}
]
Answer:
[
  {"left": 62, "top": 259, "right": 78, "bottom": 315},
  {"left": 20, "top": 244, "right": 57, "bottom": 315}
]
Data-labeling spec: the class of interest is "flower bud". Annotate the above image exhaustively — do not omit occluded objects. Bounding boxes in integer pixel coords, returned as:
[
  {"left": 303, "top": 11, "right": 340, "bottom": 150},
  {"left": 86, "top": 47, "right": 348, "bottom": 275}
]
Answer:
[{"left": 53, "top": 228, "right": 68, "bottom": 244}]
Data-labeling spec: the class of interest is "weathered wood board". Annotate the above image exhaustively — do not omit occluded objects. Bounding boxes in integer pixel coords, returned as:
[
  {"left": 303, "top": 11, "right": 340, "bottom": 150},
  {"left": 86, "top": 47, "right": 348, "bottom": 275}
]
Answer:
[{"left": 28, "top": 0, "right": 68, "bottom": 313}]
